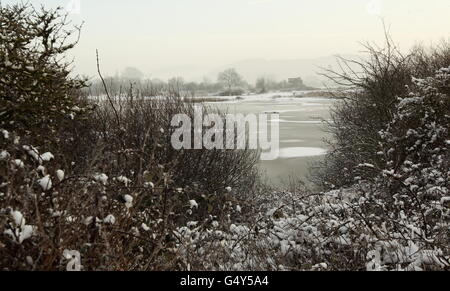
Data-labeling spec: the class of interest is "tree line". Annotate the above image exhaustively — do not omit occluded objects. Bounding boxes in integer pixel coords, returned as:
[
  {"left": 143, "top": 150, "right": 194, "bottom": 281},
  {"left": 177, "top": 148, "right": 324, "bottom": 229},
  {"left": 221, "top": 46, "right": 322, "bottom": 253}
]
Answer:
[{"left": 85, "top": 67, "right": 315, "bottom": 98}]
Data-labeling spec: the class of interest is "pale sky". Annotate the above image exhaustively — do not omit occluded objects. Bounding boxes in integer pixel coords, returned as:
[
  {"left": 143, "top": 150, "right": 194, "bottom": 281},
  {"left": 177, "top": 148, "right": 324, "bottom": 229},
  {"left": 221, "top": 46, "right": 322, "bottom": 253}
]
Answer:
[{"left": 6, "top": 0, "right": 450, "bottom": 81}]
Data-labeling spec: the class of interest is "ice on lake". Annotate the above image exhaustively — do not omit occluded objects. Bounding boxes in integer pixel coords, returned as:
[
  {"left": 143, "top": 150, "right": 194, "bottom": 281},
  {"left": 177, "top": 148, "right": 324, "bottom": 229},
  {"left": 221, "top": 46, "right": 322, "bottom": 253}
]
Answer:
[
  {"left": 195, "top": 91, "right": 337, "bottom": 186},
  {"left": 278, "top": 147, "right": 328, "bottom": 159}
]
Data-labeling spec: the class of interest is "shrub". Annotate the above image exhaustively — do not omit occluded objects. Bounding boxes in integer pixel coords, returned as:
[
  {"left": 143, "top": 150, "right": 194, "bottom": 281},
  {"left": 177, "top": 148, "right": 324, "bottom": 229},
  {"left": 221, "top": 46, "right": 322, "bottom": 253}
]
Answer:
[
  {"left": 0, "top": 3, "right": 260, "bottom": 271},
  {"left": 90, "top": 95, "right": 260, "bottom": 195},
  {"left": 0, "top": 129, "right": 245, "bottom": 270},
  {"left": 0, "top": 3, "right": 88, "bottom": 134},
  {"left": 312, "top": 40, "right": 450, "bottom": 189}
]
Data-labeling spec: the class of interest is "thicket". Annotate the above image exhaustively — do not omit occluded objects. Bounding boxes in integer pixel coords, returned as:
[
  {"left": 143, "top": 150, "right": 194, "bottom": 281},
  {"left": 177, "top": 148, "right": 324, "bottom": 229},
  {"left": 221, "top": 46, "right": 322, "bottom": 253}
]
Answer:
[{"left": 0, "top": 3, "right": 260, "bottom": 270}]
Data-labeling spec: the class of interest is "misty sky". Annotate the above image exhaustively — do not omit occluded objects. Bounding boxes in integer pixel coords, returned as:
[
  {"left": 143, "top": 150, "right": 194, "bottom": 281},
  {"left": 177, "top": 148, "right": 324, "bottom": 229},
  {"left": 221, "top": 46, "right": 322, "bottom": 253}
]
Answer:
[{"left": 6, "top": 0, "right": 450, "bottom": 81}]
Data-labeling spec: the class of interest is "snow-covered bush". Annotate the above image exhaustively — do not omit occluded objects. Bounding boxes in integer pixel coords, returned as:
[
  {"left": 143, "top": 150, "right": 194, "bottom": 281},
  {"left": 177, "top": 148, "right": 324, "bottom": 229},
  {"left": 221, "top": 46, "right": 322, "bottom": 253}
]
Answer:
[
  {"left": 0, "top": 3, "right": 260, "bottom": 270},
  {"left": 91, "top": 95, "right": 260, "bottom": 195},
  {"left": 370, "top": 66, "right": 450, "bottom": 269},
  {"left": 298, "top": 66, "right": 450, "bottom": 271},
  {"left": 173, "top": 180, "right": 449, "bottom": 271},
  {"left": 313, "top": 41, "right": 450, "bottom": 189},
  {"left": 379, "top": 66, "right": 450, "bottom": 202},
  {"left": 0, "top": 130, "right": 248, "bottom": 270},
  {"left": 0, "top": 3, "right": 87, "bottom": 132},
  {"left": 173, "top": 65, "right": 450, "bottom": 272},
  {"left": 1, "top": 123, "right": 448, "bottom": 270}
]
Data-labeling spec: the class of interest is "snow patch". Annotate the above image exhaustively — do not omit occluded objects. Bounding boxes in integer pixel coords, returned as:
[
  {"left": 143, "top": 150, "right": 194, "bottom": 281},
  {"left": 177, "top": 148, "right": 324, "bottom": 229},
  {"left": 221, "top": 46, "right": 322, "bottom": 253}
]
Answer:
[
  {"left": 189, "top": 200, "right": 199, "bottom": 209},
  {"left": 56, "top": 170, "right": 65, "bottom": 181},
  {"left": 38, "top": 175, "right": 52, "bottom": 191},
  {"left": 124, "top": 195, "right": 133, "bottom": 208}
]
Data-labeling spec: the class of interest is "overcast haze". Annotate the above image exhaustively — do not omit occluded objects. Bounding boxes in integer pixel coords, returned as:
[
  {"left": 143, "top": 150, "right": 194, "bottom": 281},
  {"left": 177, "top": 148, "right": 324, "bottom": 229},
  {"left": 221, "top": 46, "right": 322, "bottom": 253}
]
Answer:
[{"left": 8, "top": 0, "right": 450, "bottom": 81}]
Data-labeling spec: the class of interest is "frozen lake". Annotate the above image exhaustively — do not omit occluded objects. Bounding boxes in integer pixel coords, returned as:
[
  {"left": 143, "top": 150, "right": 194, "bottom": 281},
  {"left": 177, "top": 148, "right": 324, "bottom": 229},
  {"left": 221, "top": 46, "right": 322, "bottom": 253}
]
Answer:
[{"left": 202, "top": 92, "right": 336, "bottom": 187}]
